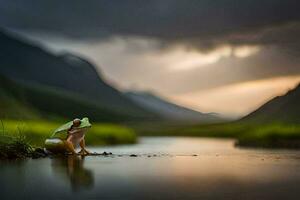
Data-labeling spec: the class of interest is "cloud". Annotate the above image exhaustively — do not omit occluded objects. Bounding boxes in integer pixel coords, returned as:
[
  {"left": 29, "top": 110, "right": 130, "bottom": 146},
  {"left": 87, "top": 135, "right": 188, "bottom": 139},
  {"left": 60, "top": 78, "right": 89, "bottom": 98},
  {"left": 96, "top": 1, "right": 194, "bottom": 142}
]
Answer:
[
  {"left": 27, "top": 35, "right": 299, "bottom": 95},
  {"left": 1, "top": 0, "right": 300, "bottom": 52},
  {"left": 164, "top": 45, "right": 300, "bottom": 94},
  {"left": 1, "top": 1, "right": 300, "bottom": 116},
  {"left": 233, "top": 46, "right": 260, "bottom": 58},
  {"left": 167, "top": 45, "right": 261, "bottom": 71}
]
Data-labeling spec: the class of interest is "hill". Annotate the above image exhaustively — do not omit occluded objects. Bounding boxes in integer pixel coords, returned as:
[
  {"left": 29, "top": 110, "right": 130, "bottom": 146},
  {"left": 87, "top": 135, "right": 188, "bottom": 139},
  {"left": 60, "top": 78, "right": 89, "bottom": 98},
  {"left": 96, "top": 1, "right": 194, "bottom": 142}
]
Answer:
[
  {"left": 0, "top": 30, "right": 157, "bottom": 121},
  {"left": 242, "top": 84, "right": 300, "bottom": 123},
  {"left": 0, "top": 75, "right": 40, "bottom": 120},
  {"left": 0, "top": 74, "right": 146, "bottom": 122},
  {"left": 125, "top": 91, "right": 223, "bottom": 123}
]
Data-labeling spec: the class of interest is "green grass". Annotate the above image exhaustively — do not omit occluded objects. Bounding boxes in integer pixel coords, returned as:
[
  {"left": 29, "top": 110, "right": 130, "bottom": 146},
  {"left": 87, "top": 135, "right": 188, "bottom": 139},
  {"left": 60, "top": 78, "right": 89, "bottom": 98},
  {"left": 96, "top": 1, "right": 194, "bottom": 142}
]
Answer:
[
  {"left": 136, "top": 122, "right": 300, "bottom": 148},
  {"left": 86, "top": 124, "right": 137, "bottom": 145},
  {"left": 0, "top": 120, "right": 137, "bottom": 147},
  {"left": 0, "top": 134, "right": 34, "bottom": 160},
  {"left": 236, "top": 123, "right": 300, "bottom": 148},
  {"left": 1, "top": 119, "right": 299, "bottom": 150}
]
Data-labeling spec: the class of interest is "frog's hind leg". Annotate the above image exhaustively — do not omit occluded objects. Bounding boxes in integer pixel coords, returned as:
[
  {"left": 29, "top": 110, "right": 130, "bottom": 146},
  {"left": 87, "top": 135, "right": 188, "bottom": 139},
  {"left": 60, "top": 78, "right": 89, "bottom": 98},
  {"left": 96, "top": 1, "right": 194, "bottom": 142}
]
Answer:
[{"left": 45, "top": 138, "right": 68, "bottom": 154}]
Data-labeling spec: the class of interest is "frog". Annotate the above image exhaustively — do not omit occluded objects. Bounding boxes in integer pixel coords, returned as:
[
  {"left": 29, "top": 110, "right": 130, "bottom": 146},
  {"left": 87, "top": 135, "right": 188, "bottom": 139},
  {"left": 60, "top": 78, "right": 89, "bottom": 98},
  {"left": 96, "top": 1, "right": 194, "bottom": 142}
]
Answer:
[{"left": 45, "top": 117, "right": 91, "bottom": 155}]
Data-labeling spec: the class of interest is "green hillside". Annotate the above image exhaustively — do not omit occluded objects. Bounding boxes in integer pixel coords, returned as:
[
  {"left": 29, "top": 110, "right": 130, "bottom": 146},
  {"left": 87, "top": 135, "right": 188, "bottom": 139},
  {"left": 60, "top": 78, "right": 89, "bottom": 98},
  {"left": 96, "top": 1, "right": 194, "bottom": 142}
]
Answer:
[
  {"left": 0, "top": 75, "right": 150, "bottom": 122},
  {"left": 0, "top": 75, "right": 138, "bottom": 150},
  {"left": 0, "top": 89, "right": 39, "bottom": 120}
]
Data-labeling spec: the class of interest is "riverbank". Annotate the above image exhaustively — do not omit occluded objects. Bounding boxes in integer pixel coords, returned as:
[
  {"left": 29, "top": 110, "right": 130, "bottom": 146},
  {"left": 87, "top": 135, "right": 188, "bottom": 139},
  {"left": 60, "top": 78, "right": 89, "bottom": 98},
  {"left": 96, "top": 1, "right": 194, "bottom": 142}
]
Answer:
[
  {"left": 1, "top": 120, "right": 137, "bottom": 146},
  {"left": 134, "top": 122, "right": 300, "bottom": 149},
  {"left": 0, "top": 135, "right": 48, "bottom": 159},
  {"left": 0, "top": 120, "right": 137, "bottom": 159},
  {"left": 235, "top": 123, "right": 300, "bottom": 148}
]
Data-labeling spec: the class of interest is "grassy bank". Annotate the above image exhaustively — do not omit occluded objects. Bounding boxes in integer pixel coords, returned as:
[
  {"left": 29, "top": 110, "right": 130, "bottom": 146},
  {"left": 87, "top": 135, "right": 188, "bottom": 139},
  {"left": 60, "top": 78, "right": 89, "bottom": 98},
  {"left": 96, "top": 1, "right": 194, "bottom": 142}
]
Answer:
[
  {"left": 0, "top": 120, "right": 137, "bottom": 147},
  {"left": 236, "top": 124, "right": 300, "bottom": 148},
  {"left": 135, "top": 122, "right": 300, "bottom": 148},
  {"left": 0, "top": 134, "right": 33, "bottom": 159}
]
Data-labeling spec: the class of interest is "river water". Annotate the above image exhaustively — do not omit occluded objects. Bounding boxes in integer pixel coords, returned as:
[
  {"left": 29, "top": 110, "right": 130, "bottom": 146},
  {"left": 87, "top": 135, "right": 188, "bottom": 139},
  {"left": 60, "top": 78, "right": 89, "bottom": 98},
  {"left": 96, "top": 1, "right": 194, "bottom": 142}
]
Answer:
[{"left": 1, "top": 137, "right": 300, "bottom": 199}]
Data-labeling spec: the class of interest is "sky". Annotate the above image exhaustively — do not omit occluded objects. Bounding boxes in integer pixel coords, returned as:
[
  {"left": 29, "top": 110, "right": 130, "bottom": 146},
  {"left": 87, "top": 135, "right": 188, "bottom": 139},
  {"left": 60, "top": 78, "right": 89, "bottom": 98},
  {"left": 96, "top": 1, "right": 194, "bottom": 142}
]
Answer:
[{"left": 1, "top": 0, "right": 300, "bottom": 118}]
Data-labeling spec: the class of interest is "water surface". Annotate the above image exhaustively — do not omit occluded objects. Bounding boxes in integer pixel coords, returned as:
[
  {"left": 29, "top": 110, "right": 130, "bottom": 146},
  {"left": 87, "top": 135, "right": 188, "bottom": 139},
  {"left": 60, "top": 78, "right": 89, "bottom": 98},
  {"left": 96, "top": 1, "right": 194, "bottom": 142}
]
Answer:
[{"left": 1, "top": 137, "right": 300, "bottom": 199}]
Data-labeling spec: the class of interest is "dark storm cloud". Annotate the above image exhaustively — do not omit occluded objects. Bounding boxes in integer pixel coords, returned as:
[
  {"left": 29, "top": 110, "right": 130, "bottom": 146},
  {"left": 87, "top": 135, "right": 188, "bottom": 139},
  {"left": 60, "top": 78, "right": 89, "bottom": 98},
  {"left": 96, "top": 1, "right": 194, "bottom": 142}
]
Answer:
[{"left": 1, "top": 0, "right": 300, "bottom": 51}]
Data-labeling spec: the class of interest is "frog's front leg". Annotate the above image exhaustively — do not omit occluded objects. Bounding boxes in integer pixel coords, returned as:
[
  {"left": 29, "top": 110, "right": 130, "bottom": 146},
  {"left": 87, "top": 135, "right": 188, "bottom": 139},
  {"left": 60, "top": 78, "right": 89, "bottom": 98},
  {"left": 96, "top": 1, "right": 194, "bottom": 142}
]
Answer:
[
  {"left": 64, "top": 136, "right": 77, "bottom": 155},
  {"left": 79, "top": 138, "right": 90, "bottom": 155}
]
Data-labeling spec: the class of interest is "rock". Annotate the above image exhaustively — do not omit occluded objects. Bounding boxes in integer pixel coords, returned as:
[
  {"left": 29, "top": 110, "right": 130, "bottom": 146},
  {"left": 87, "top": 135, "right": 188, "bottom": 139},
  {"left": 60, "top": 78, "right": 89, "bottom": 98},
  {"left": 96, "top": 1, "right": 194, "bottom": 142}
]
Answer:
[
  {"left": 35, "top": 147, "right": 47, "bottom": 155},
  {"left": 30, "top": 148, "right": 48, "bottom": 159},
  {"left": 102, "top": 151, "right": 113, "bottom": 156}
]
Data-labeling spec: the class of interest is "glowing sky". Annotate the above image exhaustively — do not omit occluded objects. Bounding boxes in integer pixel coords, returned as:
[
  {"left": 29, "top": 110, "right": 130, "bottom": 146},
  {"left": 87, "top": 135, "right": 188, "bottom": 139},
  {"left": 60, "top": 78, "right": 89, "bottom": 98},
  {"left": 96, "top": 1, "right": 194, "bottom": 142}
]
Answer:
[
  {"left": 19, "top": 35, "right": 297, "bottom": 118},
  {"left": 1, "top": 1, "right": 300, "bottom": 118}
]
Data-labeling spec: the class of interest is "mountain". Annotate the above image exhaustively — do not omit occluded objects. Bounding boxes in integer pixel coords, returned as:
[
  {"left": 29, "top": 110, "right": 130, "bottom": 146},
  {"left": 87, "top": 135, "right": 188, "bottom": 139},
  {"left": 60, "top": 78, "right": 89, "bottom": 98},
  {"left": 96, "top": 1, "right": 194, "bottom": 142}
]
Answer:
[
  {"left": 0, "top": 29, "right": 158, "bottom": 121},
  {"left": 242, "top": 84, "right": 300, "bottom": 123},
  {"left": 0, "top": 74, "right": 146, "bottom": 121},
  {"left": 125, "top": 91, "right": 223, "bottom": 123}
]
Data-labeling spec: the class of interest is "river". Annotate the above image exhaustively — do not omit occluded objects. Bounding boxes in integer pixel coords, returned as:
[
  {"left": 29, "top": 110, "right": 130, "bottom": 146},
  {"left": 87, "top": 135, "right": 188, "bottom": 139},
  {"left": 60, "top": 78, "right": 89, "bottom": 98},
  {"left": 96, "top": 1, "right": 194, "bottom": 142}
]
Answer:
[{"left": 1, "top": 137, "right": 300, "bottom": 199}]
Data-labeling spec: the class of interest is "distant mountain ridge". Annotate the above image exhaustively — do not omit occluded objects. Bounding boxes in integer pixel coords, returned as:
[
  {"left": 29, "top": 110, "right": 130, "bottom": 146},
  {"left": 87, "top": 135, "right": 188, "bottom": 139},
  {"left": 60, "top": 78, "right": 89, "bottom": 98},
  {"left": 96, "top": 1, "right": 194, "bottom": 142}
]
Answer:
[
  {"left": 242, "top": 84, "right": 300, "bottom": 123},
  {"left": 125, "top": 91, "right": 223, "bottom": 122},
  {"left": 0, "top": 29, "right": 157, "bottom": 121}
]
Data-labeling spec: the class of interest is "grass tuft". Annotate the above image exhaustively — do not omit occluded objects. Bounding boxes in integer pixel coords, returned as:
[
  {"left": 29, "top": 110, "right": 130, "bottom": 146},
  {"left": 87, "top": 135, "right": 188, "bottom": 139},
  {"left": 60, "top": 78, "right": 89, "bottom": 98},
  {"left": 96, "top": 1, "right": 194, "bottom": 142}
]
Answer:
[{"left": 0, "top": 128, "right": 33, "bottom": 160}]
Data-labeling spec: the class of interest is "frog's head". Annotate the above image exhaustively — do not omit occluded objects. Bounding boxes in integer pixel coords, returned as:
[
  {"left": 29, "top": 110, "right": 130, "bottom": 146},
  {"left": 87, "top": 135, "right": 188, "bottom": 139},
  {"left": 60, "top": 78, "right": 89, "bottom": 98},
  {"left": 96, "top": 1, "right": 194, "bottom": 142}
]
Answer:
[{"left": 72, "top": 118, "right": 81, "bottom": 127}]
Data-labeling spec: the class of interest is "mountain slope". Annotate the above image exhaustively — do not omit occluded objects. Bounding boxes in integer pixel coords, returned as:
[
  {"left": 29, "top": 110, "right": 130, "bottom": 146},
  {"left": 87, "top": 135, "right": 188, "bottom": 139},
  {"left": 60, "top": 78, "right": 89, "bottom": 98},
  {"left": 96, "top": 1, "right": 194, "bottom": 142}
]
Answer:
[
  {"left": 0, "top": 30, "right": 157, "bottom": 121},
  {"left": 125, "top": 91, "right": 223, "bottom": 122},
  {"left": 242, "top": 84, "right": 300, "bottom": 123},
  {"left": 0, "top": 76, "right": 40, "bottom": 120},
  {"left": 0, "top": 75, "right": 144, "bottom": 121}
]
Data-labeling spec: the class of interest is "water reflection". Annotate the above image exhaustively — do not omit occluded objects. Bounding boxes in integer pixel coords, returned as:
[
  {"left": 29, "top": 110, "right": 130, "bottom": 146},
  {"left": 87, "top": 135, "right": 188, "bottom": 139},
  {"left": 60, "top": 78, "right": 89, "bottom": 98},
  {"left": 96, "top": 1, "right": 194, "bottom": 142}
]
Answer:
[
  {"left": 51, "top": 156, "right": 94, "bottom": 191},
  {"left": 1, "top": 137, "right": 300, "bottom": 199}
]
